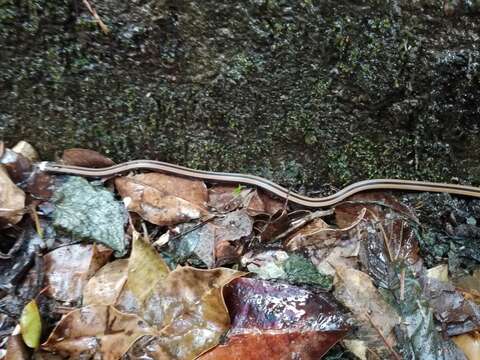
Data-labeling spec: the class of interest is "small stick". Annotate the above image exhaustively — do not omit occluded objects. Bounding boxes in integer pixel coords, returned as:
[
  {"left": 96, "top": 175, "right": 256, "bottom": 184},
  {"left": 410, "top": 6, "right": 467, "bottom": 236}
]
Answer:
[{"left": 82, "top": 0, "right": 110, "bottom": 34}]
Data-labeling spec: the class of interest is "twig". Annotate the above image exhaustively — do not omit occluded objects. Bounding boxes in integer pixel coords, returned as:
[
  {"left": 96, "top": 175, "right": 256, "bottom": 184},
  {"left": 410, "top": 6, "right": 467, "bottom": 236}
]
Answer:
[
  {"left": 400, "top": 267, "right": 406, "bottom": 301},
  {"left": 82, "top": 0, "right": 110, "bottom": 35}
]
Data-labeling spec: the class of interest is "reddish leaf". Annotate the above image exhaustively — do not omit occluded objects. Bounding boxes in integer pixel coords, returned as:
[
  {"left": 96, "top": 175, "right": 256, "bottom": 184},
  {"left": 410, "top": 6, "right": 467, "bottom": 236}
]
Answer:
[
  {"left": 199, "top": 278, "right": 349, "bottom": 360},
  {"left": 61, "top": 148, "right": 115, "bottom": 168}
]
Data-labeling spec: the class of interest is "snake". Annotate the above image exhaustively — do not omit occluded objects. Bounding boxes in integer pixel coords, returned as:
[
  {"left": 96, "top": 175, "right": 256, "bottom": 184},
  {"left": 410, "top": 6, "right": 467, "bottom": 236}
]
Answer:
[{"left": 40, "top": 160, "right": 480, "bottom": 208}]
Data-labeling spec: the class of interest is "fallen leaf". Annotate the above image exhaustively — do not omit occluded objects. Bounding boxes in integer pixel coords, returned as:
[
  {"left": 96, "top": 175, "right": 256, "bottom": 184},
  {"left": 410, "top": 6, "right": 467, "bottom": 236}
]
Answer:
[
  {"left": 426, "top": 263, "right": 449, "bottom": 282},
  {"left": 333, "top": 265, "right": 399, "bottom": 359},
  {"left": 453, "top": 332, "right": 480, "bottom": 360},
  {"left": 0, "top": 148, "right": 32, "bottom": 184},
  {"left": 166, "top": 210, "right": 252, "bottom": 267},
  {"left": 259, "top": 209, "right": 289, "bottom": 242},
  {"left": 242, "top": 250, "right": 332, "bottom": 289},
  {"left": 208, "top": 185, "right": 283, "bottom": 215},
  {"left": 20, "top": 300, "right": 41, "bottom": 349},
  {"left": 0, "top": 166, "right": 25, "bottom": 227},
  {"left": 420, "top": 275, "right": 480, "bottom": 336},
  {"left": 61, "top": 148, "right": 115, "bottom": 168},
  {"left": 52, "top": 176, "right": 126, "bottom": 256},
  {"left": 115, "top": 173, "right": 208, "bottom": 226},
  {"left": 42, "top": 305, "right": 155, "bottom": 359},
  {"left": 43, "top": 244, "right": 112, "bottom": 303},
  {"left": 199, "top": 277, "right": 350, "bottom": 360},
  {"left": 83, "top": 259, "right": 128, "bottom": 306},
  {"left": 12, "top": 141, "right": 39, "bottom": 162},
  {"left": 5, "top": 332, "right": 30, "bottom": 359}
]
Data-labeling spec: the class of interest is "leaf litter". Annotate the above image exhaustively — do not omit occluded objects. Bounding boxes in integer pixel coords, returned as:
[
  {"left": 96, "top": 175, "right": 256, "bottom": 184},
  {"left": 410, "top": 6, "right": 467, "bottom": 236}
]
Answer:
[{"left": 1, "top": 143, "right": 480, "bottom": 359}]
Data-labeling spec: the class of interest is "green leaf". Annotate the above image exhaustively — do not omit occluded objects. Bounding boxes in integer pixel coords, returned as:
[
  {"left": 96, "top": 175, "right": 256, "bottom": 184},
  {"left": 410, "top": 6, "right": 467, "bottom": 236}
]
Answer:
[
  {"left": 20, "top": 300, "right": 41, "bottom": 348},
  {"left": 52, "top": 176, "right": 126, "bottom": 256}
]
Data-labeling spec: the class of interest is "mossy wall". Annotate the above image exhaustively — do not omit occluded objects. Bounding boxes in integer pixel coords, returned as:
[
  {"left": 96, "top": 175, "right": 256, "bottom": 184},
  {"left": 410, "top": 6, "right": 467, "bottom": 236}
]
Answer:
[{"left": 1, "top": 0, "right": 479, "bottom": 192}]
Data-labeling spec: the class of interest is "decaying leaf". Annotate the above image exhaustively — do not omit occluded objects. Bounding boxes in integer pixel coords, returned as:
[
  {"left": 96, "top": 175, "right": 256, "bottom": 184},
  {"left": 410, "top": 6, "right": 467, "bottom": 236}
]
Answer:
[
  {"left": 61, "top": 148, "right": 115, "bottom": 168},
  {"left": 83, "top": 259, "right": 128, "bottom": 306},
  {"left": 0, "top": 148, "right": 32, "bottom": 184},
  {"left": 199, "top": 277, "right": 349, "bottom": 360},
  {"left": 453, "top": 332, "right": 480, "bottom": 360},
  {"left": 43, "top": 244, "right": 112, "bottom": 303},
  {"left": 333, "top": 265, "right": 399, "bottom": 359},
  {"left": 208, "top": 185, "right": 283, "bottom": 215},
  {"left": 42, "top": 305, "right": 155, "bottom": 359},
  {"left": 420, "top": 275, "right": 480, "bottom": 336},
  {"left": 166, "top": 209, "right": 253, "bottom": 267},
  {"left": 0, "top": 166, "right": 25, "bottom": 227},
  {"left": 5, "top": 331, "right": 30, "bottom": 360},
  {"left": 52, "top": 176, "right": 126, "bottom": 256},
  {"left": 20, "top": 300, "right": 41, "bottom": 349},
  {"left": 242, "top": 250, "right": 332, "bottom": 289},
  {"left": 115, "top": 173, "right": 208, "bottom": 226}
]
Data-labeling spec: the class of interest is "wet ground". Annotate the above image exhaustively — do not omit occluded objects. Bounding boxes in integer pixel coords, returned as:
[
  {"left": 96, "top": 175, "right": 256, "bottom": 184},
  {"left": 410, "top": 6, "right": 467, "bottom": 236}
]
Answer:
[{"left": 1, "top": 0, "right": 480, "bottom": 194}]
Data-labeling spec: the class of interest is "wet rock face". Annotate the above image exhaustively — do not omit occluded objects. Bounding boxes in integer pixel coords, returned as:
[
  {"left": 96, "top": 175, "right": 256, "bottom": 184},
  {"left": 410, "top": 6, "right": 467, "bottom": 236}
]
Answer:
[{"left": 1, "top": 0, "right": 479, "bottom": 192}]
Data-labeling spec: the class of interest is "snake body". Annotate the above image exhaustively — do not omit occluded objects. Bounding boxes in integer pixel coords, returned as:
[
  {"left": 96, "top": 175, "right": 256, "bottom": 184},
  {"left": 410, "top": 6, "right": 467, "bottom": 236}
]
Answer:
[{"left": 41, "top": 160, "right": 480, "bottom": 208}]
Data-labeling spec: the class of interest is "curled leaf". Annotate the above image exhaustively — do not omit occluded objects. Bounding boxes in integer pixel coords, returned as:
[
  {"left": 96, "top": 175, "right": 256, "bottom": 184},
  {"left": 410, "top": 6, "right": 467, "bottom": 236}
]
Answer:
[
  {"left": 61, "top": 148, "right": 115, "bottom": 168},
  {"left": 0, "top": 166, "right": 25, "bottom": 227}
]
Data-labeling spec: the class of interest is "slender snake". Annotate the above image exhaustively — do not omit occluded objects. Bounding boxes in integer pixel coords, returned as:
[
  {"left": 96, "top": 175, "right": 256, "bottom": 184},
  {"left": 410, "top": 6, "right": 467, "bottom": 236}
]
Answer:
[{"left": 41, "top": 160, "right": 480, "bottom": 208}]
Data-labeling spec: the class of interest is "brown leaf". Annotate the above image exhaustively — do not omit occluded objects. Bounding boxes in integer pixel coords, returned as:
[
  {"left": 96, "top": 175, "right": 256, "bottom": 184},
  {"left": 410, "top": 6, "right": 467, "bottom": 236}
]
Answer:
[
  {"left": 44, "top": 244, "right": 112, "bottom": 303},
  {"left": 5, "top": 333, "right": 30, "bottom": 360},
  {"left": 42, "top": 305, "right": 155, "bottom": 359},
  {"left": 452, "top": 332, "right": 480, "bottom": 360},
  {"left": 61, "top": 148, "right": 115, "bottom": 168},
  {"left": 115, "top": 173, "right": 208, "bottom": 226},
  {"left": 208, "top": 185, "right": 283, "bottom": 215},
  {"left": 0, "top": 166, "right": 26, "bottom": 227},
  {"left": 12, "top": 141, "right": 39, "bottom": 162},
  {"left": 0, "top": 148, "right": 32, "bottom": 183},
  {"left": 83, "top": 259, "right": 128, "bottom": 306},
  {"left": 334, "top": 265, "right": 399, "bottom": 359},
  {"left": 259, "top": 209, "right": 289, "bottom": 242},
  {"left": 199, "top": 277, "right": 349, "bottom": 360}
]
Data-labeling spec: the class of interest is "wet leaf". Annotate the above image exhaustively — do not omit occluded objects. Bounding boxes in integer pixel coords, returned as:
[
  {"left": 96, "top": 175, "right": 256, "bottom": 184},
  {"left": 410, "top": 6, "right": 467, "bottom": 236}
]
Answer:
[
  {"left": 286, "top": 209, "right": 365, "bottom": 276},
  {"left": 242, "top": 250, "right": 332, "bottom": 289},
  {"left": 83, "top": 259, "right": 128, "bottom": 306},
  {"left": 61, "top": 148, "right": 115, "bottom": 168},
  {"left": 115, "top": 173, "right": 208, "bottom": 226},
  {"left": 0, "top": 148, "right": 32, "bottom": 184},
  {"left": 420, "top": 275, "right": 480, "bottom": 336},
  {"left": 395, "top": 271, "right": 467, "bottom": 360},
  {"left": 0, "top": 166, "right": 25, "bottom": 227},
  {"left": 208, "top": 185, "right": 283, "bottom": 215},
  {"left": 52, "top": 176, "right": 126, "bottom": 256},
  {"left": 333, "top": 265, "right": 399, "bottom": 359},
  {"left": 42, "top": 305, "right": 155, "bottom": 359},
  {"left": 20, "top": 300, "right": 41, "bottom": 349},
  {"left": 166, "top": 210, "right": 252, "bottom": 267},
  {"left": 5, "top": 332, "right": 30, "bottom": 360},
  {"left": 43, "top": 244, "right": 112, "bottom": 303},
  {"left": 199, "top": 277, "right": 350, "bottom": 360},
  {"left": 452, "top": 332, "right": 480, "bottom": 360}
]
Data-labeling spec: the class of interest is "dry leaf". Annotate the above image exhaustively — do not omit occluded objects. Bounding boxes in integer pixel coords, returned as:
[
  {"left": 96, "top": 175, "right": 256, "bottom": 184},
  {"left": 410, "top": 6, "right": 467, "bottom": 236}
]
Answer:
[
  {"left": 0, "top": 166, "right": 26, "bottom": 227},
  {"left": 61, "top": 148, "right": 115, "bottom": 168},
  {"left": 42, "top": 305, "right": 155, "bottom": 359},
  {"left": 44, "top": 244, "right": 112, "bottom": 303},
  {"left": 115, "top": 173, "right": 208, "bottom": 226}
]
